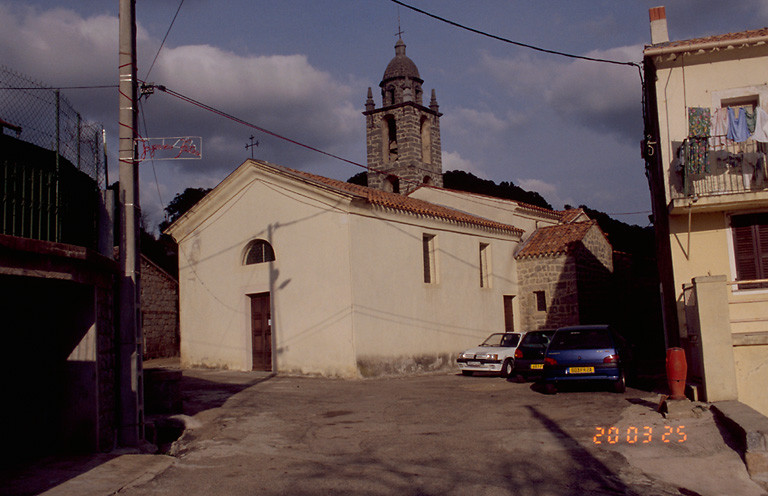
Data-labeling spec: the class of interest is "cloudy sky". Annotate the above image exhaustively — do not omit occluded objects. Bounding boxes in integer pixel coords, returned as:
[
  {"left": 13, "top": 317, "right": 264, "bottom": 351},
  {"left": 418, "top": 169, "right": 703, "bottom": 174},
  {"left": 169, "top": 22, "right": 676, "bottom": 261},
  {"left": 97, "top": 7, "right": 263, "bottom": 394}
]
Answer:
[{"left": 2, "top": 1, "right": 768, "bottom": 230}]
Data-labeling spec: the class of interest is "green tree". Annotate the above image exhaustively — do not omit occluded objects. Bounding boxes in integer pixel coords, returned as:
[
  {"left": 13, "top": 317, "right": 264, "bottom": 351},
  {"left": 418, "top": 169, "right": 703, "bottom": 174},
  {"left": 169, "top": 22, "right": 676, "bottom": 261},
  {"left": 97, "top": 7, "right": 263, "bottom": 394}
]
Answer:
[{"left": 158, "top": 187, "right": 212, "bottom": 232}]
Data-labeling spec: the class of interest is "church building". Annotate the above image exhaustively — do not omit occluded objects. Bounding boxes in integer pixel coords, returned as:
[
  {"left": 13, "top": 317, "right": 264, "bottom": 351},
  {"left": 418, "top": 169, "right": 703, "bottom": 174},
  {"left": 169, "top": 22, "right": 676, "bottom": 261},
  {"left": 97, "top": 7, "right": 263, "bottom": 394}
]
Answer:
[{"left": 165, "top": 39, "right": 613, "bottom": 377}]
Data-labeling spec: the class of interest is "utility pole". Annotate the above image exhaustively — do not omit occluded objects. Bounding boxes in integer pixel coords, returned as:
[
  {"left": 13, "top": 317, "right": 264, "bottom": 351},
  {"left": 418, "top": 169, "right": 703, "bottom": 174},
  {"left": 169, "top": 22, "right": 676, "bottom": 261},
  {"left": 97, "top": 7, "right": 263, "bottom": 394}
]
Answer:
[{"left": 118, "top": 0, "right": 143, "bottom": 446}]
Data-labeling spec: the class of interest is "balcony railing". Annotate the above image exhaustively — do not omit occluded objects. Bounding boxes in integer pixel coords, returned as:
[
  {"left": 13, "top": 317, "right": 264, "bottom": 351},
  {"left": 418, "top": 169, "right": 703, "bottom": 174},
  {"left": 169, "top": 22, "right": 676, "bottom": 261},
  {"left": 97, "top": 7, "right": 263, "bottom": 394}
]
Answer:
[{"left": 670, "top": 137, "right": 768, "bottom": 200}]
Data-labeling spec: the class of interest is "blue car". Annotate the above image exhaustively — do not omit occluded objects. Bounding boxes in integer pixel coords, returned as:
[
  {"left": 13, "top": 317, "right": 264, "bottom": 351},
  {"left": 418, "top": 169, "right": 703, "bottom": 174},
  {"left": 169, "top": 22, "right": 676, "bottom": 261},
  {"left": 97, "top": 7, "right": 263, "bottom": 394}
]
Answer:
[{"left": 542, "top": 325, "right": 627, "bottom": 393}]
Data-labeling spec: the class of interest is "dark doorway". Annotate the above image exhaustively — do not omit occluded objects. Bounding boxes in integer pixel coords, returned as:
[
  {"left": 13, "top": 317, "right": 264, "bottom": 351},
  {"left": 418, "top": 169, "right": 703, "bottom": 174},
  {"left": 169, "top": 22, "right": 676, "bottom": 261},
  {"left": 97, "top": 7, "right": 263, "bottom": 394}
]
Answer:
[
  {"left": 503, "top": 295, "right": 515, "bottom": 332},
  {"left": 249, "top": 292, "right": 272, "bottom": 371}
]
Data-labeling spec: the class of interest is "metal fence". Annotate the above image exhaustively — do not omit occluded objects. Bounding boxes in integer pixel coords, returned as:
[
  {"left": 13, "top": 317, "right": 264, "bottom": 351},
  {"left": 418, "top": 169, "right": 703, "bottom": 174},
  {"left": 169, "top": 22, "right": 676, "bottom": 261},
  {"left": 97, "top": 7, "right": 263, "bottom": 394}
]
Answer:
[
  {"left": 0, "top": 65, "right": 106, "bottom": 187},
  {"left": 0, "top": 65, "right": 106, "bottom": 247}
]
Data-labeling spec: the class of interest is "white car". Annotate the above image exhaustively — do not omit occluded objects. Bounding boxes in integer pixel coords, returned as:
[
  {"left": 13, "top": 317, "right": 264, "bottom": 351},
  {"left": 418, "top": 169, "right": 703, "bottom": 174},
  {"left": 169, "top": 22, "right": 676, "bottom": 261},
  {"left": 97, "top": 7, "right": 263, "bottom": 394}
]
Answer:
[{"left": 457, "top": 332, "right": 523, "bottom": 377}]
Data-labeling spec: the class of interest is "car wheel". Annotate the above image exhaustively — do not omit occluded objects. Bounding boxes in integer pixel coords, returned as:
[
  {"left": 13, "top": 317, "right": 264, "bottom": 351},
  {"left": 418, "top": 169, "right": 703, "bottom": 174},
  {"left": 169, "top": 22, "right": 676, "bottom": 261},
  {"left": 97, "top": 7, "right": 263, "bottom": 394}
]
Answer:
[
  {"left": 613, "top": 372, "right": 626, "bottom": 393},
  {"left": 461, "top": 370, "right": 473, "bottom": 376},
  {"left": 501, "top": 359, "right": 513, "bottom": 378},
  {"left": 544, "top": 382, "right": 557, "bottom": 395}
]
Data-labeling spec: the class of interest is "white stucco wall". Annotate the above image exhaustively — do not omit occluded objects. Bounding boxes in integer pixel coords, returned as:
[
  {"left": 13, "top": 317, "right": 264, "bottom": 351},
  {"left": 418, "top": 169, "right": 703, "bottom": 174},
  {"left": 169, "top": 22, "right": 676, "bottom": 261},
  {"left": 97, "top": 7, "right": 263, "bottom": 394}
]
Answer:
[
  {"left": 649, "top": 42, "right": 768, "bottom": 413},
  {"left": 175, "top": 167, "right": 357, "bottom": 375},
  {"left": 172, "top": 162, "right": 523, "bottom": 378},
  {"left": 347, "top": 206, "right": 521, "bottom": 373}
]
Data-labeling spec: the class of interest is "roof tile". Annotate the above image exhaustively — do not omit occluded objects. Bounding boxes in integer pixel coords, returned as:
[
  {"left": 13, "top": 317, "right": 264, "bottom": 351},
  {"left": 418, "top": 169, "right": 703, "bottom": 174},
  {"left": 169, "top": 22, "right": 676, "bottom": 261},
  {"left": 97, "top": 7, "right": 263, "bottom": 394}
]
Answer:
[
  {"left": 260, "top": 161, "right": 524, "bottom": 235},
  {"left": 515, "top": 220, "right": 598, "bottom": 259}
]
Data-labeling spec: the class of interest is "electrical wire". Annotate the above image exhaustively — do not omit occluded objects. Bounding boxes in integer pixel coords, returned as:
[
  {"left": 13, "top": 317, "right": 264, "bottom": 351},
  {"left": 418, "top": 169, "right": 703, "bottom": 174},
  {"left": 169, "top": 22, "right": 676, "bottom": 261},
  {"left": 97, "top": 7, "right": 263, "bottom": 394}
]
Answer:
[
  {"left": 138, "top": 100, "right": 167, "bottom": 221},
  {"left": 0, "top": 85, "right": 118, "bottom": 90},
  {"left": 389, "top": 0, "right": 641, "bottom": 70},
  {"left": 147, "top": 82, "right": 431, "bottom": 189},
  {"left": 145, "top": 0, "right": 186, "bottom": 80}
]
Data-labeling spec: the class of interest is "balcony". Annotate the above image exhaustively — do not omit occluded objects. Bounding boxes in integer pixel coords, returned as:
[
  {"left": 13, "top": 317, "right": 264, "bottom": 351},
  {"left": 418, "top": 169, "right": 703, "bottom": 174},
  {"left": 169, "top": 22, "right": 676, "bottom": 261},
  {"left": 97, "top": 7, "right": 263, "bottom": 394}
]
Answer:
[{"left": 669, "top": 138, "right": 768, "bottom": 212}]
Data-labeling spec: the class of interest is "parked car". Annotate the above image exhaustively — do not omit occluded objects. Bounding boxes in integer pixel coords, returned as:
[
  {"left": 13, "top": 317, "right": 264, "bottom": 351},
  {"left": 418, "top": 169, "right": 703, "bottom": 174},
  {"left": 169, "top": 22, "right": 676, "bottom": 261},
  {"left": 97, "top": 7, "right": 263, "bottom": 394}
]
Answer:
[
  {"left": 511, "top": 329, "right": 555, "bottom": 381},
  {"left": 541, "top": 325, "right": 628, "bottom": 393},
  {"left": 457, "top": 332, "right": 522, "bottom": 377}
]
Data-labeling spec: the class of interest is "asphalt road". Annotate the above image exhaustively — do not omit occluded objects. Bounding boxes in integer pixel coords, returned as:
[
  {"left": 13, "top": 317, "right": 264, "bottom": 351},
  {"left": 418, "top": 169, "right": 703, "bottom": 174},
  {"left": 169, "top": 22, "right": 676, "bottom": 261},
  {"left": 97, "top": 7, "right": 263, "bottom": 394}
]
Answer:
[{"left": 117, "top": 369, "right": 765, "bottom": 496}]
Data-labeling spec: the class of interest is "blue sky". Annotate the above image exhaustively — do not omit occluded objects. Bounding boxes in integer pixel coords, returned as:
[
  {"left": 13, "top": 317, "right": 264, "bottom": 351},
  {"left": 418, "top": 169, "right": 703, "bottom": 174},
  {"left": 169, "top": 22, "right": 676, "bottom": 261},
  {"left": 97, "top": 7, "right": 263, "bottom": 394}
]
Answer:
[{"left": 2, "top": 1, "right": 768, "bottom": 229}]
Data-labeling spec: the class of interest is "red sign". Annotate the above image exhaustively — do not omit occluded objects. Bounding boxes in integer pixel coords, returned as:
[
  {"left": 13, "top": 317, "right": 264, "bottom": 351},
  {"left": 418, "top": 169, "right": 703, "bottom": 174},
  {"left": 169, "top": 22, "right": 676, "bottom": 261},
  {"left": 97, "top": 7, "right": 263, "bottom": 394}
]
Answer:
[{"left": 137, "top": 137, "right": 202, "bottom": 161}]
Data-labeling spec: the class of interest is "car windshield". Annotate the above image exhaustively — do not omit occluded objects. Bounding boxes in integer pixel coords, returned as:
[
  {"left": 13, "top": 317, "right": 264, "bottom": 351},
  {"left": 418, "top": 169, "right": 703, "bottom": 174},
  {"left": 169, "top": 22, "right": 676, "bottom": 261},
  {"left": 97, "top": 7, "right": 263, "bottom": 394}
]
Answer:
[
  {"left": 549, "top": 329, "right": 613, "bottom": 351},
  {"left": 521, "top": 332, "right": 552, "bottom": 348},
  {"left": 481, "top": 333, "right": 519, "bottom": 347}
]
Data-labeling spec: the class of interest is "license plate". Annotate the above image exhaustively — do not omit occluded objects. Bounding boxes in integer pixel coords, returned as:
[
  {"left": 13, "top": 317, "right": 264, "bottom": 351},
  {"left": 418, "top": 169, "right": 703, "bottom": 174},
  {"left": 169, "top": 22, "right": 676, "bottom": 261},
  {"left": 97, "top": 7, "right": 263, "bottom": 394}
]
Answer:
[
  {"left": 568, "top": 366, "right": 594, "bottom": 374},
  {"left": 468, "top": 361, "right": 481, "bottom": 366},
  {"left": 530, "top": 364, "right": 544, "bottom": 370}
]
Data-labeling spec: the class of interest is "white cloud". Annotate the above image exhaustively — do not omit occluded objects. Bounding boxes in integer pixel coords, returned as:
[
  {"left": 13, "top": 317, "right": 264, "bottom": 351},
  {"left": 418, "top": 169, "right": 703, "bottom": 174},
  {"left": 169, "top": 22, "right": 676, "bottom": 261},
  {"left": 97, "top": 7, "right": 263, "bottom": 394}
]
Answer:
[
  {"left": 480, "top": 45, "right": 643, "bottom": 143},
  {"left": 442, "top": 150, "right": 485, "bottom": 176},
  {"left": 0, "top": 3, "right": 363, "bottom": 229},
  {"left": 516, "top": 178, "right": 573, "bottom": 211},
  {"left": 443, "top": 107, "right": 508, "bottom": 135}
]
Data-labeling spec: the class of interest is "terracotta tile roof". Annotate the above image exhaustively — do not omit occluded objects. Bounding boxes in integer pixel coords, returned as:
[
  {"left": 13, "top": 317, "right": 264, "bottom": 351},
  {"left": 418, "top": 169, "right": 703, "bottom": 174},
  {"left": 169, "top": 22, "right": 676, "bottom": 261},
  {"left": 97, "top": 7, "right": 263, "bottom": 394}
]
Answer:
[
  {"left": 558, "top": 208, "right": 586, "bottom": 224},
  {"left": 515, "top": 220, "right": 598, "bottom": 259},
  {"left": 645, "top": 26, "right": 768, "bottom": 54},
  {"left": 259, "top": 161, "right": 524, "bottom": 235},
  {"left": 410, "top": 184, "right": 562, "bottom": 218}
]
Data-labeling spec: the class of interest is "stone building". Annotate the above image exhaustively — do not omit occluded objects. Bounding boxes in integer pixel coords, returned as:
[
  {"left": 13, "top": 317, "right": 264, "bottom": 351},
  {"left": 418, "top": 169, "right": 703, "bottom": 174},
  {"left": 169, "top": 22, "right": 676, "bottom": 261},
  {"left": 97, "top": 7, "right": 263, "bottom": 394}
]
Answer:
[
  {"left": 515, "top": 220, "right": 614, "bottom": 331},
  {"left": 364, "top": 38, "right": 443, "bottom": 194},
  {"left": 141, "top": 255, "right": 179, "bottom": 359}
]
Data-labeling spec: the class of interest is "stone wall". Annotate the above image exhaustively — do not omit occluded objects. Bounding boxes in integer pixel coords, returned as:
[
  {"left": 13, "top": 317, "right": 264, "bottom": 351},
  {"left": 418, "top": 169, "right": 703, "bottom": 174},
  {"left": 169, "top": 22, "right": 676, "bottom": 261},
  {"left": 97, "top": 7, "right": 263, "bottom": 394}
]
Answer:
[
  {"left": 517, "top": 255, "right": 580, "bottom": 331},
  {"left": 517, "top": 226, "right": 614, "bottom": 331},
  {"left": 365, "top": 102, "right": 443, "bottom": 194},
  {"left": 141, "top": 255, "right": 179, "bottom": 359}
]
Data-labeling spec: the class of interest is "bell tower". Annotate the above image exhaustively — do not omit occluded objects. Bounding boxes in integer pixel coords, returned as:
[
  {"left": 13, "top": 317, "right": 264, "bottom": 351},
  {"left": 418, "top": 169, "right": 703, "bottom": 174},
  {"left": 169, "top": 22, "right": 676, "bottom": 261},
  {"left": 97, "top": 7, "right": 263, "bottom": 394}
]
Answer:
[{"left": 364, "top": 38, "right": 443, "bottom": 194}]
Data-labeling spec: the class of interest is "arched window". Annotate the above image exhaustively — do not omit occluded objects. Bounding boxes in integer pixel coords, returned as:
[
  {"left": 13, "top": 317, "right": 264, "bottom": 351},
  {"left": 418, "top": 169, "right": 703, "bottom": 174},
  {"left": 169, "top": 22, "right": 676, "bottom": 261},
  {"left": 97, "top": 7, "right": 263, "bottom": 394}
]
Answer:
[
  {"left": 384, "top": 175, "right": 400, "bottom": 194},
  {"left": 244, "top": 239, "right": 275, "bottom": 265}
]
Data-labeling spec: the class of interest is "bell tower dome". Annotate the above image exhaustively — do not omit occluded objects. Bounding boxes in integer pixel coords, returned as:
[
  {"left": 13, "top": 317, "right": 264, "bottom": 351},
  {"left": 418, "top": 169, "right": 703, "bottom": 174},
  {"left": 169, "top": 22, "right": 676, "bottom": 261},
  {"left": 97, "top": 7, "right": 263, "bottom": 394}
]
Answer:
[{"left": 364, "top": 38, "right": 443, "bottom": 194}]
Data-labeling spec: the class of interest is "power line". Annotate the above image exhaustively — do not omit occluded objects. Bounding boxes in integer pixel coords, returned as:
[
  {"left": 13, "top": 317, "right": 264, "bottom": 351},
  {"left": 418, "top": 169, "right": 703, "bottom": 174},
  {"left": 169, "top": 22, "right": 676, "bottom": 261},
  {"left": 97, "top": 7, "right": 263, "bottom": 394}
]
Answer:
[
  {"left": 138, "top": 100, "right": 167, "bottom": 220},
  {"left": 145, "top": 0, "right": 186, "bottom": 80},
  {"left": 389, "top": 0, "right": 641, "bottom": 70},
  {"left": 146, "top": 82, "right": 433, "bottom": 189},
  {"left": 0, "top": 85, "right": 117, "bottom": 90}
]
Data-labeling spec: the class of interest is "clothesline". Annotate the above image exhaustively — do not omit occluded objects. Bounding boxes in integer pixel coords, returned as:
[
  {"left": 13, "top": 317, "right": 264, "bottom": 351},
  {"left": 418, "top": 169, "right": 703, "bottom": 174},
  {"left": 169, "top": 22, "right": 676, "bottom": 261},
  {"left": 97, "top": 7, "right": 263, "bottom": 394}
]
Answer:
[{"left": 688, "top": 106, "right": 768, "bottom": 146}]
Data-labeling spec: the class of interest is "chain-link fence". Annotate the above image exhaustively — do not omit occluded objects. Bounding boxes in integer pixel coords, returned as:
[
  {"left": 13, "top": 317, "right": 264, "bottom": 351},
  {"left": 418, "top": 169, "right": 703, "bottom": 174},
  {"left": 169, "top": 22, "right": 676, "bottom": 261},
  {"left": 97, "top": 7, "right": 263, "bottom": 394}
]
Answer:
[
  {"left": 0, "top": 65, "right": 106, "bottom": 247},
  {"left": 0, "top": 65, "right": 106, "bottom": 187}
]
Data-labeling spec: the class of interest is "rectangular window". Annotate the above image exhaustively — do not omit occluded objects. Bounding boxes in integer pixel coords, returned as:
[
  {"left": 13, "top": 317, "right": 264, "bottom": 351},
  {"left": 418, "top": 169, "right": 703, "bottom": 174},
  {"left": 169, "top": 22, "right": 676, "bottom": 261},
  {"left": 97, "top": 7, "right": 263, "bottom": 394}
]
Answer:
[
  {"left": 535, "top": 290, "right": 547, "bottom": 312},
  {"left": 503, "top": 295, "right": 515, "bottom": 332},
  {"left": 732, "top": 213, "right": 768, "bottom": 290},
  {"left": 479, "top": 243, "right": 490, "bottom": 287},
  {"left": 423, "top": 234, "right": 436, "bottom": 284}
]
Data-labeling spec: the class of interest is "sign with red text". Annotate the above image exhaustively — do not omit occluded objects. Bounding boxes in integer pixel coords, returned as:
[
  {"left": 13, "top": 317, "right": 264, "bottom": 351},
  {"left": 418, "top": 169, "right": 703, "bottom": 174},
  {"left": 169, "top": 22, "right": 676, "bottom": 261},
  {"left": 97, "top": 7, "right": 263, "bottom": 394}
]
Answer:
[{"left": 137, "top": 137, "right": 202, "bottom": 161}]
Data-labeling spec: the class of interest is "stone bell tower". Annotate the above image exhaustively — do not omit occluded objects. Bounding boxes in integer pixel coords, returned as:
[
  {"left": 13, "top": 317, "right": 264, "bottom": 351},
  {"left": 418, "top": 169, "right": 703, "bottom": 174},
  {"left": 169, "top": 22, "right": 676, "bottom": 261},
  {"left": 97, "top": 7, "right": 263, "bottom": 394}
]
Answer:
[{"left": 364, "top": 38, "right": 443, "bottom": 194}]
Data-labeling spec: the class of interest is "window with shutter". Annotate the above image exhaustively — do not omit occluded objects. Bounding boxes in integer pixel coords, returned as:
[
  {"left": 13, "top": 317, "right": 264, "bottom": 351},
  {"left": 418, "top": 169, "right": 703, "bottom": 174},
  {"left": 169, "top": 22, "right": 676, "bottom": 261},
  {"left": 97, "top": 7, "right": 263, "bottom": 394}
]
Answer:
[{"left": 732, "top": 213, "right": 768, "bottom": 289}]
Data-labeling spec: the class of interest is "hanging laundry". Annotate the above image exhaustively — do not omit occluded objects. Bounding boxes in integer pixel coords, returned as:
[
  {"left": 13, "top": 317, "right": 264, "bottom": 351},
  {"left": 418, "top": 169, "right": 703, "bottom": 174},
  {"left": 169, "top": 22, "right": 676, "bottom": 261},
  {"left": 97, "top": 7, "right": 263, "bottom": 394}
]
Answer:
[
  {"left": 727, "top": 107, "right": 750, "bottom": 142},
  {"left": 751, "top": 107, "right": 768, "bottom": 143},
  {"left": 746, "top": 109, "right": 757, "bottom": 134},
  {"left": 688, "top": 107, "right": 710, "bottom": 137},
  {"left": 710, "top": 107, "right": 728, "bottom": 149},
  {"left": 687, "top": 136, "right": 709, "bottom": 174}
]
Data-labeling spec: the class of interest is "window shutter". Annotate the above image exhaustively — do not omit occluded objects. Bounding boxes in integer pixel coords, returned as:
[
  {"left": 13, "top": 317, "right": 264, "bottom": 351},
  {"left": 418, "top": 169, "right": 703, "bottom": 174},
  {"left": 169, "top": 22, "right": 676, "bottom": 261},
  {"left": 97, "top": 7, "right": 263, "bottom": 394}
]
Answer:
[
  {"left": 732, "top": 214, "right": 768, "bottom": 289},
  {"left": 734, "top": 224, "right": 758, "bottom": 282}
]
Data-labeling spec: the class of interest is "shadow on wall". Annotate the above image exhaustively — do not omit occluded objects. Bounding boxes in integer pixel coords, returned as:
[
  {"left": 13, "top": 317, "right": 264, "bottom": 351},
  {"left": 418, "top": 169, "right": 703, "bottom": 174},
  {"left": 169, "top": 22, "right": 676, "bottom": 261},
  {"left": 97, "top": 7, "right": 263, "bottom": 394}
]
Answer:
[{"left": 538, "top": 241, "right": 666, "bottom": 381}]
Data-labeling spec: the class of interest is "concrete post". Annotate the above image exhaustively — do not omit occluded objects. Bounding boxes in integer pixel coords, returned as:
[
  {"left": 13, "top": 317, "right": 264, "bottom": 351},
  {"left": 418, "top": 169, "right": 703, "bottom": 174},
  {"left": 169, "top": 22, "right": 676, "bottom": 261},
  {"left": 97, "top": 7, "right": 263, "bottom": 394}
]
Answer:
[
  {"left": 692, "top": 275, "right": 738, "bottom": 402},
  {"left": 118, "top": 0, "right": 143, "bottom": 446}
]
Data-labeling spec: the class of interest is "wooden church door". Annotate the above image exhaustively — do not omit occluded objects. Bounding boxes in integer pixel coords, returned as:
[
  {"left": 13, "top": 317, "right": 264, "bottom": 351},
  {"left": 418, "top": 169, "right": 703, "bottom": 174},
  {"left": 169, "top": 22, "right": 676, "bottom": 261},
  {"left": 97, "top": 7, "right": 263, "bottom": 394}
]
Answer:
[{"left": 250, "top": 293, "right": 272, "bottom": 371}]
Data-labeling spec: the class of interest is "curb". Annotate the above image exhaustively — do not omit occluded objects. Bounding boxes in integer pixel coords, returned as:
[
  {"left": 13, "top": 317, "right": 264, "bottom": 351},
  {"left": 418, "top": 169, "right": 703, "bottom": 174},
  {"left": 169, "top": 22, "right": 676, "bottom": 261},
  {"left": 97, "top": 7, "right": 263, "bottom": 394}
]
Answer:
[{"left": 711, "top": 400, "right": 768, "bottom": 489}]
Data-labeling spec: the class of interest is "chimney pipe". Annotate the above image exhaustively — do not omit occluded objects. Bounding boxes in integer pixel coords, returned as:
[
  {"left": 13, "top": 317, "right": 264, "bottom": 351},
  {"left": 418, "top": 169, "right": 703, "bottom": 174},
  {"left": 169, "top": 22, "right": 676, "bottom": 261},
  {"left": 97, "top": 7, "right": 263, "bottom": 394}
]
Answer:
[{"left": 649, "top": 6, "right": 669, "bottom": 44}]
